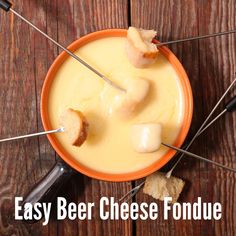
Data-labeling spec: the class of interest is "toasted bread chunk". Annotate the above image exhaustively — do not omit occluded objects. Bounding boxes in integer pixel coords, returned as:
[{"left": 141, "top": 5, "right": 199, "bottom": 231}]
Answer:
[
  {"left": 125, "top": 27, "right": 159, "bottom": 68},
  {"left": 113, "top": 77, "right": 150, "bottom": 118},
  {"left": 143, "top": 172, "right": 185, "bottom": 203},
  {"left": 60, "top": 108, "right": 89, "bottom": 146},
  {"left": 131, "top": 123, "right": 162, "bottom": 153}
]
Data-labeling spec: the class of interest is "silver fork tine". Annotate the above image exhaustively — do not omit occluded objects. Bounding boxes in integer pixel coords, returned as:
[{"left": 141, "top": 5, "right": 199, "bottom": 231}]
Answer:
[
  {"left": 119, "top": 181, "right": 145, "bottom": 202},
  {"left": 119, "top": 76, "right": 236, "bottom": 202}
]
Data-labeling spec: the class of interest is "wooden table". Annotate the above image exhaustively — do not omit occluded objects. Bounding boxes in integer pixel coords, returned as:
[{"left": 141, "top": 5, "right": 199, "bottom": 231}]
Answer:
[{"left": 0, "top": 0, "right": 235, "bottom": 235}]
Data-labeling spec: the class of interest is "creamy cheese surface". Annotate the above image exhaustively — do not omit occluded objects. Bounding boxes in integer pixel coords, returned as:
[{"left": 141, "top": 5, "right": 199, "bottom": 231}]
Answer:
[{"left": 48, "top": 36, "right": 184, "bottom": 174}]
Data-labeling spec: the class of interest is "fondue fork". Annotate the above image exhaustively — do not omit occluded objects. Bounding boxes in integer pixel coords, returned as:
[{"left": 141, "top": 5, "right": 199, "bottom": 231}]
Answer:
[
  {"left": 0, "top": 0, "right": 125, "bottom": 92},
  {"left": 197, "top": 95, "right": 236, "bottom": 135},
  {"left": 1, "top": 1, "right": 236, "bottom": 93},
  {"left": 0, "top": 127, "right": 64, "bottom": 143},
  {"left": 155, "top": 29, "right": 236, "bottom": 47},
  {"left": 1, "top": 1, "right": 236, "bottom": 49},
  {"left": 119, "top": 129, "right": 236, "bottom": 203},
  {"left": 120, "top": 137, "right": 236, "bottom": 203},
  {"left": 166, "top": 78, "right": 236, "bottom": 178},
  {"left": 119, "top": 131, "right": 236, "bottom": 203},
  {"left": 0, "top": 121, "right": 235, "bottom": 172},
  {"left": 120, "top": 79, "right": 236, "bottom": 203}
]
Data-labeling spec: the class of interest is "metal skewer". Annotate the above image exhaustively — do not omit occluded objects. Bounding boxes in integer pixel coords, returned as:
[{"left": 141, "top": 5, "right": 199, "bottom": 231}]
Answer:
[
  {"left": 1, "top": 0, "right": 236, "bottom": 203},
  {"left": 1, "top": 0, "right": 236, "bottom": 94},
  {"left": 119, "top": 138, "right": 236, "bottom": 203},
  {"left": 0, "top": 92, "right": 234, "bottom": 205},
  {"left": 156, "top": 29, "right": 236, "bottom": 47},
  {"left": 166, "top": 78, "right": 236, "bottom": 178},
  {"left": 0, "top": 127, "right": 64, "bottom": 143},
  {"left": 199, "top": 109, "right": 227, "bottom": 134},
  {"left": 161, "top": 143, "right": 236, "bottom": 172},
  {"left": 1, "top": 1, "right": 236, "bottom": 93},
  {"left": 120, "top": 79, "right": 236, "bottom": 203},
  {"left": 0, "top": 1, "right": 125, "bottom": 92},
  {"left": 119, "top": 182, "right": 145, "bottom": 202},
  {"left": 1, "top": 125, "right": 235, "bottom": 173},
  {"left": 198, "top": 95, "right": 236, "bottom": 134}
]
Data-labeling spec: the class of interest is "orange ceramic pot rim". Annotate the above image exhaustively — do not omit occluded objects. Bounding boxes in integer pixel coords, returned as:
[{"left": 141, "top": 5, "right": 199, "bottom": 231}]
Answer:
[{"left": 41, "top": 29, "right": 193, "bottom": 182}]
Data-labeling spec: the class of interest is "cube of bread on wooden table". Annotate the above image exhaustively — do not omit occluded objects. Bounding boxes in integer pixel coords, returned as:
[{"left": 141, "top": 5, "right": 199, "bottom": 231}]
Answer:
[{"left": 143, "top": 171, "right": 185, "bottom": 203}]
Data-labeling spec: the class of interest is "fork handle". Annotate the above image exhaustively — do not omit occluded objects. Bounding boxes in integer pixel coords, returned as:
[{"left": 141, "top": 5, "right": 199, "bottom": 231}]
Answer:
[
  {"left": 0, "top": 0, "right": 12, "bottom": 11},
  {"left": 226, "top": 95, "right": 236, "bottom": 112}
]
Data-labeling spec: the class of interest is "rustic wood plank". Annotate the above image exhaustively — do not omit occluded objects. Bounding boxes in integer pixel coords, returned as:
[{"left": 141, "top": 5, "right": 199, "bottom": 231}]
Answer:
[
  {"left": 0, "top": 0, "right": 62, "bottom": 235},
  {"left": 0, "top": 0, "right": 132, "bottom": 235},
  {"left": 0, "top": 0, "right": 52, "bottom": 235},
  {"left": 131, "top": 0, "right": 236, "bottom": 235},
  {"left": 31, "top": 1, "right": 60, "bottom": 235},
  {"left": 197, "top": 1, "right": 236, "bottom": 235},
  {"left": 53, "top": 1, "right": 132, "bottom": 236},
  {"left": 1, "top": 0, "right": 235, "bottom": 235},
  {"left": 131, "top": 1, "right": 201, "bottom": 235}
]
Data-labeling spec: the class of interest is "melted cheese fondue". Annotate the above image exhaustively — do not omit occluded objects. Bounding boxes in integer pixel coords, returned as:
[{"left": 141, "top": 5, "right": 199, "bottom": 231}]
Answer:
[{"left": 48, "top": 36, "right": 184, "bottom": 174}]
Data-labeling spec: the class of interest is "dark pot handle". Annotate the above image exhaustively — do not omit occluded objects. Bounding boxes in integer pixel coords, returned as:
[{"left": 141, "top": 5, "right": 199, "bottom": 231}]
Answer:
[
  {"left": 22, "top": 161, "right": 75, "bottom": 209},
  {"left": 0, "top": 0, "right": 12, "bottom": 12}
]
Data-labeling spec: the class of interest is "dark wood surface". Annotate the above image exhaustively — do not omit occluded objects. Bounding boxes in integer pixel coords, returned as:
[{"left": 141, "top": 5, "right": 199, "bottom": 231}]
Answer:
[{"left": 0, "top": 0, "right": 235, "bottom": 235}]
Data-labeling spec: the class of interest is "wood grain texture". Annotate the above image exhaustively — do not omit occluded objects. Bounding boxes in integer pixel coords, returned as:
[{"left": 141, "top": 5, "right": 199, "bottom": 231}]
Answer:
[
  {"left": 197, "top": 1, "right": 236, "bottom": 235},
  {"left": 54, "top": 1, "right": 131, "bottom": 236},
  {"left": 131, "top": 0, "right": 236, "bottom": 235},
  {"left": 0, "top": 0, "right": 235, "bottom": 235},
  {"left": 131, "top": 0, "right": 201, "bottom": 235},
  {"left": 0, "top": 0, "right": 131, "bottom": 236}
]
